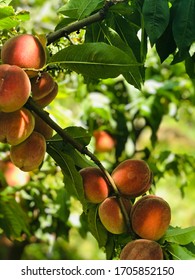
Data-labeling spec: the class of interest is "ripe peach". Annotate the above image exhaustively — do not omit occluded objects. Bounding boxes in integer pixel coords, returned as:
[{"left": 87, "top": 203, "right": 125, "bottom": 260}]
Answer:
[
  {"left": 1, "top": 34, "right": 46, "bottom": 77},
  {"left": 0, "top": 160, "right": 30, "bottom": 187},
  {"left": 10, "top": 131, "right": 46, "bottom": 172},
  {"left": 0, "top": 108, "right": 35, "bottom": 145},
  {"left": 0, "top": 64, "right": 31, "bottom": 112},
  {"left": 98, "top": 196, "right": 131, "bottom": 234},
  {"left": 93, "top": 130, "right": 116, "bottom": 152},
  {"left": 120, "top": 239, "right": 163, "bottom": 260},
  {"left": 79, "top": 167, "right": 110, "bottom": 203},
  {"left": 33, "top": 113, "right": 53, "bottom": 140},
  {"left": 35, "top": 82, "right": 58, "bottom": 107},
  {"left": 31, "top": 72, "right": 55, "bottom": 100},
  {"left": 130, "top": 195, "right": 171, "bottom": 241},
  {"left": 111, "top": 159, "right": 152, "bottom": 197}
]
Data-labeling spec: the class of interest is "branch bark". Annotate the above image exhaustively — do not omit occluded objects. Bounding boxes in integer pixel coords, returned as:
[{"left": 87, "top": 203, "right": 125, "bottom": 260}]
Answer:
[{"left": 46, "top": 1, "right": 114, "bottom": 45}]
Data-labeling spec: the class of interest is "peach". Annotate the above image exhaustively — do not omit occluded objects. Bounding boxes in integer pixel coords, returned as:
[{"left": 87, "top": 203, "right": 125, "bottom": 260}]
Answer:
[
  {"left": 0, "top": 160, "right": 30, "bottom": 187},
  {"left": 0, "top": 108, "right": 35, "bottom": 145},
  {"left": 120, "top": 239, "right": 163, "bottom": 260},
  {"left": 130, "top": 195, "right": 171, "bottom": 241},
  {"left": 33, "top": 113, "right": 53, "bottom": 140},
  {"left": 35, "top": 82, "right": 58, "bottom": 107},
  {"left": 0, "top": 64, "right": 31, "bottom": 112},
  {"left": 111, "top": 159, "right": 152, "bottom": 197},
  {"left": 10, "top": 131, "right": 46, "bottom": 172},
  {"left": 31, "top": 72, "right": 55, "bottom": 100},
  {"left": 79, "top": 167, "right": 110, "bottom": 203},
  {"left": 1, "top": 34, "right": 46, "bottom": 77},
  {"left": 93, "top": 130, "right": 116, "bottom": 152},
  {"left": 98, "top": 196, "right": 131, "bottom": 234}
]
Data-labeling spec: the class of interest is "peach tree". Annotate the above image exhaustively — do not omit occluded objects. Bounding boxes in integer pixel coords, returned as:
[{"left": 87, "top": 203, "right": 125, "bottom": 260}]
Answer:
[{"left": 0, "top": 0, "right": 195, "bottom": 259}]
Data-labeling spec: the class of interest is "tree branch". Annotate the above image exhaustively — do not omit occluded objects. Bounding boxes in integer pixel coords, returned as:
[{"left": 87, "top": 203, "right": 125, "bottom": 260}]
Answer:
[{"left": 46, "top": 1, "right": 114, "bottom": 45}]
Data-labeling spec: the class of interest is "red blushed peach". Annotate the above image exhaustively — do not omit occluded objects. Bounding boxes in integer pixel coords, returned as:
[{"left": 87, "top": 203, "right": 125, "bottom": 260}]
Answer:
[
  {"left": 1, "top": 34, "right": 46, "bottom": 77},
  {"left": 120, "top": 239, "right": 164, "bottom": 260},
  {"left": 0, "top": 108, "right": 35, "bottom": 145},
  {"left": 31, "top": 72, "right": 55, "bottom": 100},
  {"left": 98, "top": 196, "right": 131, "bottom": 234},
  {"left": 10, "top": 131, "right": 46, "bottom": 172},
  {"left": 111, "top": 159, "right": 152, "bottom": 198},
  {"left": 93, "top": 130, "right": 116, "bottom": 152},
  {"left": 0, "top": 64, "right": 31, "bottom": 112},
  {"left": 0, "top": 160, "right": 30, "bottom": 187},
  {"left": 35, "top": 82, "right": 58, "bottom": 107},
  {"left": 79, "top": 167, "right": 110, "bottom": 203},
  {"left": 130, "top": 195, "right": 171, "bottom": 241}
]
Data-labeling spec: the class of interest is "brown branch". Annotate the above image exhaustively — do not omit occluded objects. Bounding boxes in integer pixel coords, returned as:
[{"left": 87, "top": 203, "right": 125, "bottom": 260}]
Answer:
[{"left": 46, "top": 1, "right": 114, "bottom": 45}]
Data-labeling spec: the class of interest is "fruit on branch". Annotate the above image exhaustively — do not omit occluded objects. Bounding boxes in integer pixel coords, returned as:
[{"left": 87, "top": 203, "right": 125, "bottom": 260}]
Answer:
[
  {"left": 0, "top": 108, "right": 35, "bottom": 145},
  {"left": 0, "top": 64, "right": 31, "bottom": 112},
  {"left": 34, "top": 113, "right": 53, "bottom": 140},
  {"left": 98, "top": 196, "right": 131, "bottom": 234},
  {"left": 0, "top": 159, "right": 30, "bottom": 187},
  {"left": 93, "top": 130, "right": 116, "bottom": 152},
  {"left": 1, "top": 34, "right": 46, "bottom": 77},
  {"left": 111, "top": 159, "right": 152, "bottom": 197},
  {"left": 35, "top": 82, "right": 58, "bottom": 107},
  {"left": 79, "top": 167, "right": 110, "bottom": 203},
  {"left": 31, "top": 72, "right": 55, "bottom": 100},
  {"left": 10, "top": 131, "right": 46, "bottom": 172},
  {"left": 130, "top": 195, "right": 171, "bottom": 241},
  {"left": 120, "top": 239, "right": 163, "bottom": 260}
]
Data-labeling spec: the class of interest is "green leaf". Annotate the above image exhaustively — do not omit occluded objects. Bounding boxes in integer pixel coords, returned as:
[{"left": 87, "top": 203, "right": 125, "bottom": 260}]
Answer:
[
  {"left": 49, "top": 42, "right": 140, "bottom": 79},
  {"left": 47, "top": 143, "right": 87, "bottom": 211},
  {"left": 58, "top": 0, "right": 104, "bottom": 19},
  {"left": 185, "top": 55, "right": 195, "bottom": 79},
  {"left": 142, "top": 0, "right": 170, "bottom": 45},
  {"left": 172, "top": 0, "right": 195, "bottom": 51},
  {"left": 162, "top": 226, "right": 195, "bottom": 245},
  {"left": 87, "top": 205, "right": 108, "bottom": 247},
  {"left": 167, "top": 243, "right": 195, "bottom": 260},
  {"left": 55, "top": 188, "right": 70, "bottom": 223},
  {"left": 0, "top": 197, "right": 30, "bottom": 239},
  {"left": 0, "top": 6, "right": 29, "bottom": 29}
]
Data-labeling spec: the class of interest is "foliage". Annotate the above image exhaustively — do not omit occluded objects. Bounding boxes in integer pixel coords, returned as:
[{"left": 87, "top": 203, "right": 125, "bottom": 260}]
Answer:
[{"left": 0, "top": 0, "right": 195, "bottom": 260}]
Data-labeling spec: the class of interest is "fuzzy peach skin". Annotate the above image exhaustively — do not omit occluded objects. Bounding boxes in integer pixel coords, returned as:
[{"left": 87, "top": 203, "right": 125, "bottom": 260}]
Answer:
[
  {"left": 120, "top": 239, "right": 163, "bottom": 260},
  {"left": 31, "top": 72, "right": 55, "bottom": 100},
  {"left": 1, "top": 34, "right": 46, "bottom": 77},
  {"left": 0, "top": 64, "right": 31, "bottom": 112},
  {"left": 0, "top": 108, "right": 35, "bottom": 145},
  {"left": 10, "top": 131, "right": 46, "bottom": 172},
  {"left": 130, "top": 195, "right": 171, "bottom": 241},
  {"left": 111, "top": 159, "right": 152, "bottom": 198}
]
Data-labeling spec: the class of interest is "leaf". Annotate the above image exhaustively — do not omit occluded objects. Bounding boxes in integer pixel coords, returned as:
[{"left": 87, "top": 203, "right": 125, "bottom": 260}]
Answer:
[
  {"left": 47, "top": 143, "right": 87, "bottom": 211},
  {"left": 87, "top": 205, "right": 108, "bottom": 247},
  {"left": 167, "top": 243, "right": 195, "bottom": 260},
  {"left": 185, "top": 55, "right": 195, "bottom": 79},
  {"left": 55, "top": 188, "right": 70, "bottom": 223},
  {"left": 49, "top": 42, "right": 140, "bottom": 79},
  {"left": 0, "top": 6, "right": 29, "bottom": 29},
  {"left": 0, "top": 197, "right": 30, "bottom": 239},
  {"left": 142, "top": 0, "right": 170, "bottom": 45},
  {"left": 172, "top": 0, "right": 195, "bottom": 51},
  {"left": 162, "top": 226, "right": 195, "bottom": 245},
  {"left": 58, "top": 0, "right": 104, "bottom": 19}
]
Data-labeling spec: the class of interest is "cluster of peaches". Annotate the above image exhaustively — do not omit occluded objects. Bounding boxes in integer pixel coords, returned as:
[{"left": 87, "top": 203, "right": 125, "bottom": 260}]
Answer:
[
  {"left": 80, "top": 159, "right": 171, "bottom": 260},
  {"left": 0, "top": 34, "right": 57, "bottom": 172}
]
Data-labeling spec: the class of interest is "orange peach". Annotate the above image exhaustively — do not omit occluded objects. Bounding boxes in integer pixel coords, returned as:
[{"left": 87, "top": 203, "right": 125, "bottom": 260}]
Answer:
[
  {"left": 111, "top": 159, "right": 152, "bottom": 197},
  {"left": 93, "top": 130, "right": 116, "bottom": 152},
  {"left": 120, "top": 239, "right": 163, "bottom": 260},
  {"left": 0, "top": 108, "right": 35, "bottom": 145},
  {"left": 31, "top": 72, "right": 55, "bottom": 100},
  {"left": 79, "top": 167, "right": 110, "bottom": 203},
  {"left": 10, "top": 131, "right": 46, "bottom": 172},
  {"left": 1, "top": 34, "right": 46, "bottom": 77},
  {"left": 0, "top": 64, "right": 31, "bottom": 112},
  {"left": 98, "top": 196, "right": 131, "bottom": 234},
  {"left": 130, "top": 195, "right": 171, "bottom": 241},
  {"left": 35, "top": 82, "right": 58, "bottom": 107},
  {"left": 33, "top": 113, "right": 53, "bottom": 140}
]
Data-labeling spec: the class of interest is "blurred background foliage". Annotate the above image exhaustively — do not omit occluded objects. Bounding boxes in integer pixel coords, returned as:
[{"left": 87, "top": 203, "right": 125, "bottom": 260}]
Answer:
[{"left": 0, "top": 0, "right": 195, "bottom": 259}]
